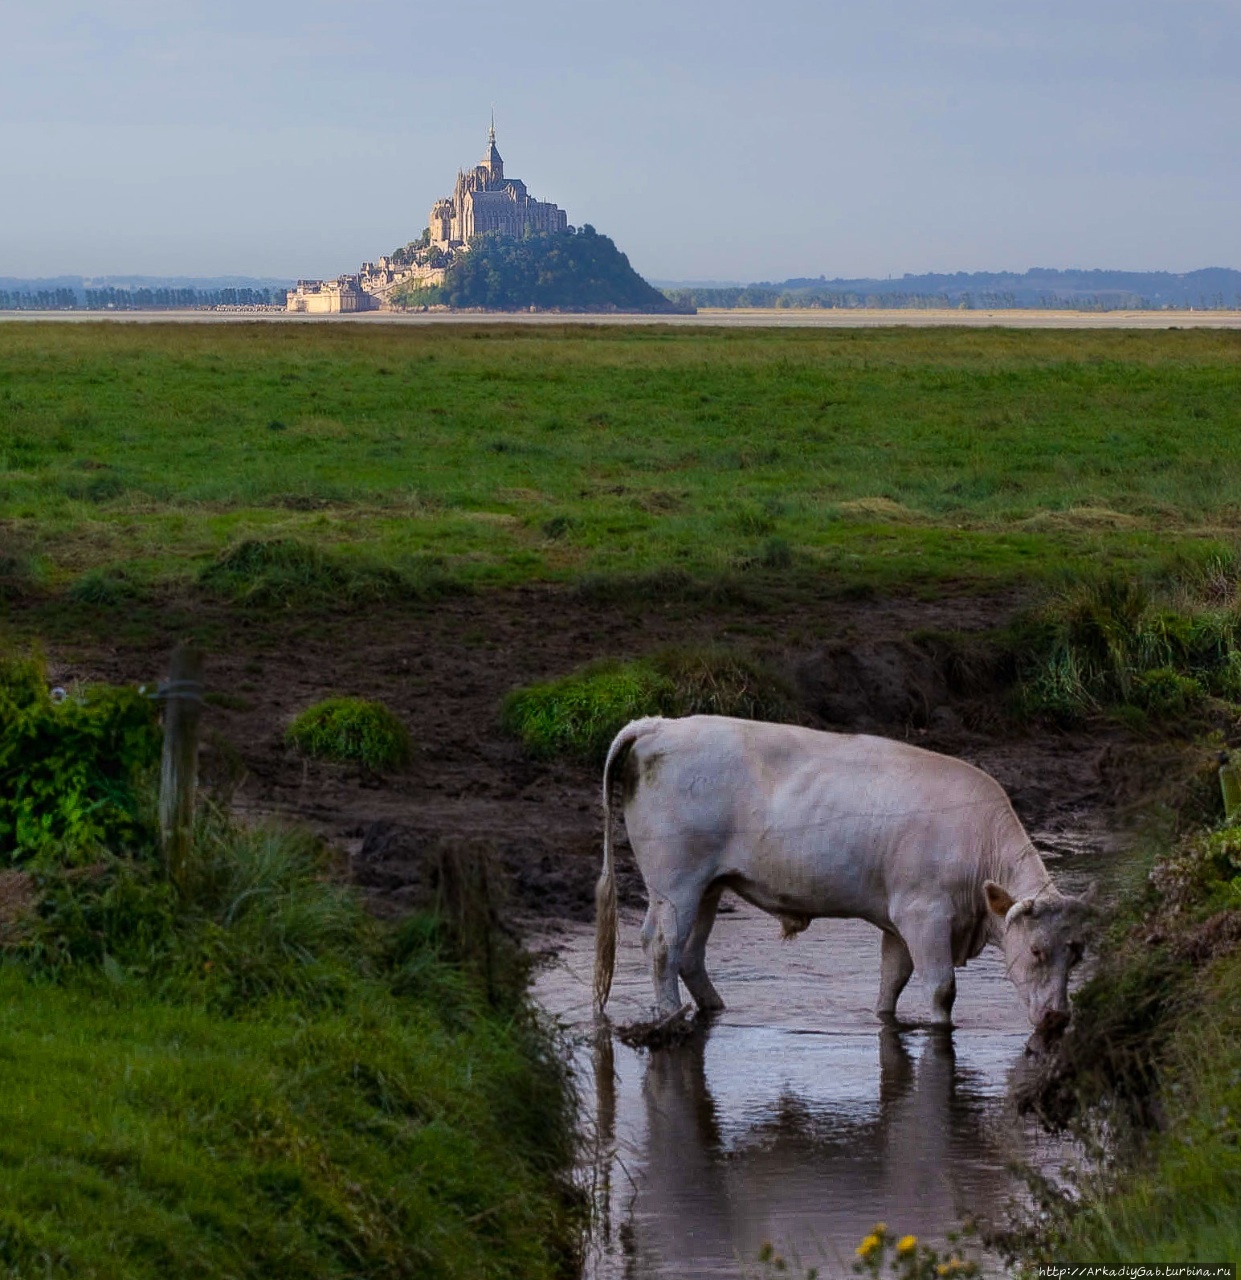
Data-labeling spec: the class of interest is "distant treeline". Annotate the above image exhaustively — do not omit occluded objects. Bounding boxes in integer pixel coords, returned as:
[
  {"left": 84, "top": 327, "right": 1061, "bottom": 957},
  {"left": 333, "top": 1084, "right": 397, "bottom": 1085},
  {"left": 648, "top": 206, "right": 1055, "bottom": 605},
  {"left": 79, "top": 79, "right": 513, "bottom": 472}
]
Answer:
[
  {"left": 0, "top": 287, "right": 286, "bottom": 310},
  {"left": 394, "top": 227, "right": 690, "bottom": 314},
  {"left": 663, "top": 267, "right": 1241, "bottom": 311},
  {"left": 0, "top": 288, "right": 79, "bottom": 310}
]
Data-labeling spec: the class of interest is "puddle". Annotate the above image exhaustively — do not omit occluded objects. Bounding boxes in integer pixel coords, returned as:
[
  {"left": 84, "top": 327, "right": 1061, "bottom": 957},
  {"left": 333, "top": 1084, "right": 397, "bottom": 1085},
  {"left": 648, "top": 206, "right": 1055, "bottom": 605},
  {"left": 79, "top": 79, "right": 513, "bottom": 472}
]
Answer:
[{"left": 532, "top": 844, "right": 1110, "bottom": 1279}]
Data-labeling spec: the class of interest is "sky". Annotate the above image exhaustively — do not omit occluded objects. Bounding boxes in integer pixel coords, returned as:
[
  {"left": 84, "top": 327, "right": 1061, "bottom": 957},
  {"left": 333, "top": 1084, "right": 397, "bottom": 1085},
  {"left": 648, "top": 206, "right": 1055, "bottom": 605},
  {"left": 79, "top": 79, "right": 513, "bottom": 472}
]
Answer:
[{"left": 2, "top": 0, "right": 1239, "bottom": 282}]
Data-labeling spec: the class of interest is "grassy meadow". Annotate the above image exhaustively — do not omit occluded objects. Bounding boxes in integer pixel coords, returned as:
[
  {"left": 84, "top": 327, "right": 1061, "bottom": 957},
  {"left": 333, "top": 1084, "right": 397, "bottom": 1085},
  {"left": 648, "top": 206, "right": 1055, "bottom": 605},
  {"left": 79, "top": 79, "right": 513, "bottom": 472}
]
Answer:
[{"left": 2, "top": 322, "right": 1240, "bottom": 605}]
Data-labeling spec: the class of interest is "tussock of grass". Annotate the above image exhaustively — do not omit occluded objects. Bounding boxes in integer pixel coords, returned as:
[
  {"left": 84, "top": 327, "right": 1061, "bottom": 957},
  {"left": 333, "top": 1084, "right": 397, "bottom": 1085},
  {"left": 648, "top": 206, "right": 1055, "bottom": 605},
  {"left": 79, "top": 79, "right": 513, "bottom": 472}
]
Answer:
[
  {"left": 67, "top": 568, "right": 141, "bottom": 606},
  {"left": 286, "top": 697, "right": 413, "bottom": 772},
  {"left": 199, "top": 538, "right": 405, "bottom": 607},
  {"left": 0, "top": 552, "right": 41, "bottom": 602},
  {"left": 198, "top": 539, "right": 462, "bottom": 609},
  {"left": 502, "top": 661, "right": 672, "bottom": 763},
  {"left": 1016, "top": 559, "right": 1241, "bottom": 723},
  {"left": 501, "top": 646, "right": 797, "bottom": 762}
]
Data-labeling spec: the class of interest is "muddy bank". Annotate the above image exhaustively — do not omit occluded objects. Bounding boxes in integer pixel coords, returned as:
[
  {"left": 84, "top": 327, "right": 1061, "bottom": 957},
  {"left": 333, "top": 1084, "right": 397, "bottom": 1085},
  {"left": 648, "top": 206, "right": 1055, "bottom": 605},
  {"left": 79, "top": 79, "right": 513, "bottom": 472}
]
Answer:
[{"left": 34, "top": 582, "right": 1133, "bottom": 921}]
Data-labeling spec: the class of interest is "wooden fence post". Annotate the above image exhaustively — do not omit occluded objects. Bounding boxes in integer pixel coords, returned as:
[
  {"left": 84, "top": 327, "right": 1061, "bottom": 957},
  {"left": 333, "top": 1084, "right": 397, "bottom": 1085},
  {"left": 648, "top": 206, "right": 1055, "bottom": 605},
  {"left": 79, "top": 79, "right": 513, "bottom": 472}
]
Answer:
[{"left": 159, "top": 645, "right": 204, "bottom": 890}]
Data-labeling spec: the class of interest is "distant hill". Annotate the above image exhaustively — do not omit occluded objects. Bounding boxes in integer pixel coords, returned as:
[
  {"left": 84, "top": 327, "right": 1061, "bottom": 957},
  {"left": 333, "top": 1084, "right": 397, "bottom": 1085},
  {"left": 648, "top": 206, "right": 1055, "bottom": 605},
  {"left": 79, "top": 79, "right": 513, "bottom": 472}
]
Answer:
[
  {"left": 394, "top": 227, "right": 690, "bottom": 314},
  {"left": 663, "top": 267, "right": 1241, "bottom": 311},
  {"left": 0, "top": 275, "right": 293, "bottom": 310}
]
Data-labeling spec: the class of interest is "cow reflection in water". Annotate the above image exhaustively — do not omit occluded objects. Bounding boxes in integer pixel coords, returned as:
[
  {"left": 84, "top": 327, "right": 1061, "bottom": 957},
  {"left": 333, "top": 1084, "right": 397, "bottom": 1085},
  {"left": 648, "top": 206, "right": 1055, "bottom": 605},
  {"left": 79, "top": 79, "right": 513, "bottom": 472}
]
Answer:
[{"left": 602, "top": 1025, "right": 1016, "bottom": 1278}]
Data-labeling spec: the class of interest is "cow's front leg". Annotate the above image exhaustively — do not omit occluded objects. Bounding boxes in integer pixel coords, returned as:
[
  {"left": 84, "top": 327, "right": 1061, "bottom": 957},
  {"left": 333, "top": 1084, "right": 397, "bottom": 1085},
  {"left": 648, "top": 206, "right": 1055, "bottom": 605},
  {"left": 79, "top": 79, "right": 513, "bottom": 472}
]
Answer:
[
  {"left": 877, "top": 930, "right": 914, "bottom": 1018},
  {"left": 679, "top": 883, "right": 725, "bottom": 1013},
  {"left": 895, "top": 907, "right": 957, "bottom": 1028}
]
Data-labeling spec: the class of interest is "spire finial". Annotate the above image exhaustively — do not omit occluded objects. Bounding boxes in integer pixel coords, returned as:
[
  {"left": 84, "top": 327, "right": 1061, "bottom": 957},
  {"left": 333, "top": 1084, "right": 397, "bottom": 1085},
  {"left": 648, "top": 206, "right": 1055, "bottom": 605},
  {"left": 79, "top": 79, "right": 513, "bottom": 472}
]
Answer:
[{"left": 489, "top": 105, "right": 496, "bottom": 145}]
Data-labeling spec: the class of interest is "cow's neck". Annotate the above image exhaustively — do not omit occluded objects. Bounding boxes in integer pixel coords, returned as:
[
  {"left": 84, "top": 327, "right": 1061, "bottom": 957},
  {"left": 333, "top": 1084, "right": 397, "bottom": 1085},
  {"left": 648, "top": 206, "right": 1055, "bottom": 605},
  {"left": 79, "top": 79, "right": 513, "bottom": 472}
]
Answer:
[{"left": 1000, "top": 838, "right": 1055, "bottom": 898}]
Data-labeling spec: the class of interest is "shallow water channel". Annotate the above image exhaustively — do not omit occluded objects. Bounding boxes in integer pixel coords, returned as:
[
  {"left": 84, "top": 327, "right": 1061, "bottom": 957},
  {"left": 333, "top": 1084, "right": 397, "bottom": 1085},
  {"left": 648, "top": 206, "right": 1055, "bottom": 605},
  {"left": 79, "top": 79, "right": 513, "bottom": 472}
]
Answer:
[{"left": 533, "top": 844, "right": 1104, "bottom": 1279}]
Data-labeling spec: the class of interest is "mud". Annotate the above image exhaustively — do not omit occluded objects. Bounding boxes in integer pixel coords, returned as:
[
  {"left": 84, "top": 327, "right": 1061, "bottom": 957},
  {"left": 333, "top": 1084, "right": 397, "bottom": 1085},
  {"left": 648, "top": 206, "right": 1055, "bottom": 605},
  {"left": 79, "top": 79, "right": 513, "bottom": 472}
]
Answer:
[{"left": 44, "top": 583, "right": 1115, "bottom": 912}]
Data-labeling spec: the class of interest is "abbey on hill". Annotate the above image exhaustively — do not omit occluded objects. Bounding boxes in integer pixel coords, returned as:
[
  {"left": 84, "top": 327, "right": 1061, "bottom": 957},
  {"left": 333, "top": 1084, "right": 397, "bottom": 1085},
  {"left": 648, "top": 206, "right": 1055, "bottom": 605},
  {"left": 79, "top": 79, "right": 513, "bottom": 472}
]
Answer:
[{"left": 287, "top": 124, "right": 572, "bottom": 314}]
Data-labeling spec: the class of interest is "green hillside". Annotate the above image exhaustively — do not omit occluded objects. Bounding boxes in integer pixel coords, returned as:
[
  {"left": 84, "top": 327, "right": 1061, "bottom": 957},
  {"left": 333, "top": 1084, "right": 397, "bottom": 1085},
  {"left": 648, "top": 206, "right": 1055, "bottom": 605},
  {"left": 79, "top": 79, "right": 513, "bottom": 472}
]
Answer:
[{"left": 394, "top": 227, "right": 687, "bottom": 313}]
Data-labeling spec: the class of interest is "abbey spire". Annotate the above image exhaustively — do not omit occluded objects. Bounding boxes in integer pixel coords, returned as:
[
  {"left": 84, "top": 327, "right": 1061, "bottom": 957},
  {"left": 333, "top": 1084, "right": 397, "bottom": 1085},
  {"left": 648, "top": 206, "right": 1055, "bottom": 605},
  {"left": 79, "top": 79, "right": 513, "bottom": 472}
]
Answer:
[{"left": 482, "top": 114, "right": 504, "bottom": 182}]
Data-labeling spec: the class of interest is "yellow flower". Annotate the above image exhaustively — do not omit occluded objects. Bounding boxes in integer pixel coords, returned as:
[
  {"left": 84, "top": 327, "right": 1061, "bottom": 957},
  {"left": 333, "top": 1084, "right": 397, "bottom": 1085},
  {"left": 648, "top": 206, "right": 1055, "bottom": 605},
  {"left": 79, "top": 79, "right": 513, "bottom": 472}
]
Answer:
[
  {"left": 855, "top": 1234, "right": 881, "bottom": 1258},
  {"left": 896, "top": 1235, "right": 917, "bottom": 1255},
  {"left": 936, "top": 1266, "right": 950, "bottom": 1277},
  {"left": 873, "top": 1223, "right": 887, "bottom": 1235}
]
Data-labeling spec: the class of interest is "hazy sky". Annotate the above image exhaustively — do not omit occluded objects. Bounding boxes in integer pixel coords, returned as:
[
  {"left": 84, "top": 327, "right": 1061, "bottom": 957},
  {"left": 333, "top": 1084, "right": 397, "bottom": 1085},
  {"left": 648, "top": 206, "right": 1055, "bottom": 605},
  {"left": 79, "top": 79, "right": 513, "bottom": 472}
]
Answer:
[{"left": 2, "top": 0, "right": 1239, "bottom": 281}]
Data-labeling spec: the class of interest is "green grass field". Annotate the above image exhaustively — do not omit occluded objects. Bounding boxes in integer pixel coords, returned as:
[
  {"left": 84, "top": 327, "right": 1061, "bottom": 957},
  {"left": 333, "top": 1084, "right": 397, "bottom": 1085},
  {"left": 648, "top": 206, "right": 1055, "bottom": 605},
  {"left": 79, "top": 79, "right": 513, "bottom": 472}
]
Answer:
[{"left": 2, "top": 323, "right": 1239, "bottom": 600}]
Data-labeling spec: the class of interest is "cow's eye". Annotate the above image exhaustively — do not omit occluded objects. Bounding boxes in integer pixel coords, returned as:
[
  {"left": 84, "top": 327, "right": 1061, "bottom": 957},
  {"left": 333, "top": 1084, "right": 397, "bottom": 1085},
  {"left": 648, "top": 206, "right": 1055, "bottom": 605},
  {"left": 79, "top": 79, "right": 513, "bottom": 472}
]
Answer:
[{"left": 1030, "top": 946, "right": 1045, "bottom": 964}]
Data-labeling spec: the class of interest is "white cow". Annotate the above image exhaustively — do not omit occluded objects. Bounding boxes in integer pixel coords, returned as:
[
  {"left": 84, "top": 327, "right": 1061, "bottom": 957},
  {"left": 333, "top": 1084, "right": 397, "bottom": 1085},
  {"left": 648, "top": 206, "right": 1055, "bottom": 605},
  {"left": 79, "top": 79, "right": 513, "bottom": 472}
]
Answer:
[{"left": 594, "top": 716, "right": 1093, "bottom": 1047}]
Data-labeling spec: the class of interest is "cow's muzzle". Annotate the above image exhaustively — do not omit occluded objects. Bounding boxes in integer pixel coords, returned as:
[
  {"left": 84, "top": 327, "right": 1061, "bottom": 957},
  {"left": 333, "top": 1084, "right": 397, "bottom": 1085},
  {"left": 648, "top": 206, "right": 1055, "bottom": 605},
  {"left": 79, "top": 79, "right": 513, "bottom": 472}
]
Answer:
[{"left": 1025, "top": 1008, "right": 1070, "bottom": 1056}]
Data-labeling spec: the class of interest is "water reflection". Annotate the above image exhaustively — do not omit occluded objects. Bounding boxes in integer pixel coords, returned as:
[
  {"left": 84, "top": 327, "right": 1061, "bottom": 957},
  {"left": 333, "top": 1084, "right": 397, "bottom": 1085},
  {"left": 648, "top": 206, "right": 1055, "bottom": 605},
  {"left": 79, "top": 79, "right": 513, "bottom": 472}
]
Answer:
[{"left": 592, "top": 1021, "right": 1033, "bottom": 1279}]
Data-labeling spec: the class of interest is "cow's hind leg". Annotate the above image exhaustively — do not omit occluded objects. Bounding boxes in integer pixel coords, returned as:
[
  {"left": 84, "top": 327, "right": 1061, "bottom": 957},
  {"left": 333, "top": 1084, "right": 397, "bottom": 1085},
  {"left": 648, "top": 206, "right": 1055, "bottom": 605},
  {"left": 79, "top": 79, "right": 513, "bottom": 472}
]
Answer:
[
  {"left": 877, "top": 929, "right": 914, "bottom": 1019},
  {"left": 643, "top": 891, "right": 699, "bottom": 1015},
  {"left": 679, "top": 883, "right": 725, "bottom": 1013},
  {"left": 894, "top": 906, "right": 957, "bottom": 1028}
]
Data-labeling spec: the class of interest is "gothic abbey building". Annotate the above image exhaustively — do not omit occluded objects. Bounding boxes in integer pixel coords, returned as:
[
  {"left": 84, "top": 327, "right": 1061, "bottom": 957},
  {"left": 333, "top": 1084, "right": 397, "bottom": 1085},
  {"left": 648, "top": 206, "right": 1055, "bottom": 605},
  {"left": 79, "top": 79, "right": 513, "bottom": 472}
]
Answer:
[
  {"left": 428, "top": 124, "right": 568, "bottom": 249},
  {"left": 288, "top": 123, "right": 568, "bottom": 312}
]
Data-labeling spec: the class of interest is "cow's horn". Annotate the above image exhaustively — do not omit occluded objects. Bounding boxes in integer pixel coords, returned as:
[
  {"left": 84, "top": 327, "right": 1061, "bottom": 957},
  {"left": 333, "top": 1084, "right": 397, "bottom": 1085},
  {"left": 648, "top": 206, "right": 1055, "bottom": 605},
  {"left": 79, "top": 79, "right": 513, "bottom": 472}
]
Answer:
[{"left": 1004, "top": 897, "right": 1035, "bottom": 925}]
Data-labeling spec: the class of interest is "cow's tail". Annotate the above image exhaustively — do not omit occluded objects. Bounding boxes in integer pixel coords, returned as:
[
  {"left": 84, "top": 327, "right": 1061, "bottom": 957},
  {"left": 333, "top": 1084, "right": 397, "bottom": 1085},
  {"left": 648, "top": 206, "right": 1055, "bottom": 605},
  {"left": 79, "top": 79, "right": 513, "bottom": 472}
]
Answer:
[{"left": 594, "top": 717, "right": 662, "bottom": 1018}]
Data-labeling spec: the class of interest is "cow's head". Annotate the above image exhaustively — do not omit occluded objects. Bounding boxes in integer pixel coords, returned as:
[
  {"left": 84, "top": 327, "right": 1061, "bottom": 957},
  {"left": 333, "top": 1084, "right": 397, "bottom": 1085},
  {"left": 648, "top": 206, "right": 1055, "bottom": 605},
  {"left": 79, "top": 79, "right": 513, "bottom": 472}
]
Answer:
[{"left": 983, "top": 880, "right": 1096, "bottom": 1052}]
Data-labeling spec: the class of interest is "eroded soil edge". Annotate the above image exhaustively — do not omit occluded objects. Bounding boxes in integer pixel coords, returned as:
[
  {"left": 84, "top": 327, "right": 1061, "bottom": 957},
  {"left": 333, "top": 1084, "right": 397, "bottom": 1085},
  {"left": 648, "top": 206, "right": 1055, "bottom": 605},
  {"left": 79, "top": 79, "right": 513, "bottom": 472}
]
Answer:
[{"left": 41, "top": 585, "right": 1134, "bottom": 926}]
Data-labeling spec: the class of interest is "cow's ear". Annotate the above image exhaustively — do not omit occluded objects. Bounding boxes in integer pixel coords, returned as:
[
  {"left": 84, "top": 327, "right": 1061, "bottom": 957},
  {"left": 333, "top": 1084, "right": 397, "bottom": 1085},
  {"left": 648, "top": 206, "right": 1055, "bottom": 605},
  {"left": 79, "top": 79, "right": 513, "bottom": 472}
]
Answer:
[{"left": 984, "top": 880, "right": 1016, "bottom": 917}]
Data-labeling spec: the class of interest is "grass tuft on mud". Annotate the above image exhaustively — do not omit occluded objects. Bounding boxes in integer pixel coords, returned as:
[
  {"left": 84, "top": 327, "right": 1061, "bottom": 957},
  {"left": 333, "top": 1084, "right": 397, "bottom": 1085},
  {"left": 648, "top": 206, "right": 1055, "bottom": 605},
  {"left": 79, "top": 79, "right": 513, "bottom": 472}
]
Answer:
[
  {"left": 500, "top": 646, "right": 797, "bottom": 762},
  {"left": 198, "top": 538, "right": 459, "bottom": 609},
  {"left": 286, "top": 697, "right": 413, "bottom": 772},
  {"left": 1016, "top": 559, "right": 1241, "bottom": 724}
]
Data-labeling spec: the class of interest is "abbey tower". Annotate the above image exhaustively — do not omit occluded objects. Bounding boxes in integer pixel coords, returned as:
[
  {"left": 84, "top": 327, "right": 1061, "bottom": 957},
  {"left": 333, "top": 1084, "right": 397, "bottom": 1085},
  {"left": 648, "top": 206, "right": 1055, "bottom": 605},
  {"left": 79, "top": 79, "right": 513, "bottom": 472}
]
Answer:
[{"left": 428, "top": 121, "right": 568, "bottom": 249}]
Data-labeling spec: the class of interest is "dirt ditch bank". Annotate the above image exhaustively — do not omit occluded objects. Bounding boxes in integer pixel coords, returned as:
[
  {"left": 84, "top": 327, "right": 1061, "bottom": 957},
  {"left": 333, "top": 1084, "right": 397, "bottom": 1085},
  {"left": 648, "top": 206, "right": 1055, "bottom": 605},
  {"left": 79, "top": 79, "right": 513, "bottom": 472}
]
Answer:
[{"left": 39, "top": 583, "right": 1134, "bottom": 924}]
